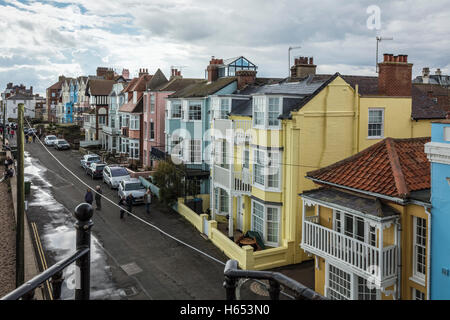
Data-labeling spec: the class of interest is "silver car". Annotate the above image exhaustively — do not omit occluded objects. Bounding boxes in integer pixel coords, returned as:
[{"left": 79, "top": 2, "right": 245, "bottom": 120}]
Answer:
[
  {"left": 118, "top": 178, "right": 146, "bottom": 204},
  {"left": 44, "top": 135, "right": 58, "bottom": 146},
  {"left": 103, "top": 165, "right": 131, "bottom": 189},
  {"left": 80, "top": 154, "right": 101, "bottom": 170}
]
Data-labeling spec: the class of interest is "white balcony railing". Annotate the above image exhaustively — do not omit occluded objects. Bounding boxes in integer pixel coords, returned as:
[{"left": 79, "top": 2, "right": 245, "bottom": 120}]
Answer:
[
  {"left": 233, "top": 119, "right": 252, "bottom": 144},
  {"left": 233, "top": 170, "right": 252, "bottom": 194},
  {"left": 302, "top": 219, "right": 397, "bottom": 286},
  {"left": 80, "top": 140, "right": 101, "bottom": 147},
  {"left": 103, "top": 126, "right": 121, "bottom": 135}
]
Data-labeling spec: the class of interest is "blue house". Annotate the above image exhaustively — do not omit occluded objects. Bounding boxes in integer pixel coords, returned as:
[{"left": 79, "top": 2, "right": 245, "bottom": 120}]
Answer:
[
  {"left": 63, "top": 79, "right": 77, "bottom": 123},
  {"left": 425, "top": 120, "right": 450, "bottom": 299},
  {"left": 165, "top": 57, "right": 260, "bottom": 195}
]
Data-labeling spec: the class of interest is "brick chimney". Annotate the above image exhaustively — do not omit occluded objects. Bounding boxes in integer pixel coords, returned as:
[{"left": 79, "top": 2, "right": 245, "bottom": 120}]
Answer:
[
  {"left": 170, "top": 68, "right": 182, "bottom": 80},
  {"left": 436, "top": 68, "right": 442, "bottom": 76},
  {"left": 236, "top": 70, "right": 257, "bottom": 90},
  {"left": 139, "top": 68, "right": 149, "bottom": 77},
  {"left": 122, "top": 69, "right": 130, "bottom": 80},
  {"left": 290, "top": 56, "right": 317, "bottom": 79},
  {"left": 58, "top": 75, "right": 66, "bottom": 82},
  {"left": 378, "top": 53, "right": 413, "bottom": 96},
  {"left": 207, "top": 57, "right": 223, "bottom": 83}
]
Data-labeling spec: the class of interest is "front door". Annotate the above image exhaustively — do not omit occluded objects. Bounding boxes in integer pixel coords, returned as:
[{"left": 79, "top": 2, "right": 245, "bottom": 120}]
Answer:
[{"left": 237, "top": 196, "right": 244, "bottom": 231}]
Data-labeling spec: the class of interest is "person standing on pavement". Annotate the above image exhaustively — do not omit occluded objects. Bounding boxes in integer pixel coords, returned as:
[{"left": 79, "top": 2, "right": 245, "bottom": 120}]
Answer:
[
  {"left": 118, "top": 196, "right": 126, "bottom": 219},
  {"left": 126, "top": 193, "right": 134, "bottom": 216},
  {"left": 95, "top": 185, "right": 102, "bottom": 210},
  {"left": 84, "top": 188, "right": 93, "bottom": 205},
  {"left": 144, "top": 188, "right": 152, "bottom": 214}
]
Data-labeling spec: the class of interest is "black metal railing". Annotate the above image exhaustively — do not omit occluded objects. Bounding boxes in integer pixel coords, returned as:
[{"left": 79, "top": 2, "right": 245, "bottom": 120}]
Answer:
[
  {"left": 1, "top": 203, "right": 94, "bottom": 300},
  {"left": 223, "top": 260, "right": 327, "bottom": 300}
]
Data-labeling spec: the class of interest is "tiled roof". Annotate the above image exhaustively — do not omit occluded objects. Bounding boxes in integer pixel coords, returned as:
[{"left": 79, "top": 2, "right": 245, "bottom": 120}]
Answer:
[
  {"left": 88, "top": 79, "right": 115, "bottom": 96},
  {"left": 119, "top": 96, "right": 143, "bottom": 113},
  {"left": 307, "top": 137, "right": 431, "bottom": 199},
  {"left": 146, "top": 69, "right": 168, "bottom": 90},
  {"left": 411, "top": 85, "right": 446, "bottom": 119},
  {"left": 156, "top": 78, "right": 203, "bottom": 92},
  {"left": 301, "top": 188, "right": 400, "bottom": 218},
  {"left": 169, "top": 77, "right": 237, "bottom": 98},
  {"left": 48, "top": 80, "right": 63, "bottom": 90},
  {"left": 121, "top": 78, "right": 139, "bottom": 93}
]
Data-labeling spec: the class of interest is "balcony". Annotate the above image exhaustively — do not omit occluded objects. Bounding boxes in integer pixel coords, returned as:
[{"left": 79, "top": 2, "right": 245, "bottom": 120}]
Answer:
[
  {"left": 213, "top": 165, "right": 230, "bottom": 189},
  {"left": 233, "top": 170, "right": 251, "bottom": 194},
  {"left": 301, "top": 216, "right": 397, "bottom": 287},
  {"left": 233, "top": 119, "right": 252, "bottom": 144},
  {"left": 103, "top": 125, "right": 121, "bottom": 135},
  {"left": 80, "top": 140, "right": 101, "bottom": 147}
]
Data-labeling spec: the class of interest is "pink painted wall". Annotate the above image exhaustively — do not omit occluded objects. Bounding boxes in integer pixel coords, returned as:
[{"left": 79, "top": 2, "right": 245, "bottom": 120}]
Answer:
[{"left": 143, "top": 91, "right": 173, "bottom": 168}]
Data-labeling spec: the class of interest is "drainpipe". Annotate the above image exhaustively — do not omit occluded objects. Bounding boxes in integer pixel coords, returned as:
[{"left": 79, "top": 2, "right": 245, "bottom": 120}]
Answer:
[
  {"left": 425, "top": 207, "right": 432, "bottom": 300},
  {"left": 395, "top": 219, "right": 402, "bottom": 300}
]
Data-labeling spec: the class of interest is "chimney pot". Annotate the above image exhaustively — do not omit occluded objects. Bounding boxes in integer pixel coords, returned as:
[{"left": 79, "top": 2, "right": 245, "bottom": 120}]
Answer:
[{"left": 309, "top": 57, "right": 314, "bottom": 65}]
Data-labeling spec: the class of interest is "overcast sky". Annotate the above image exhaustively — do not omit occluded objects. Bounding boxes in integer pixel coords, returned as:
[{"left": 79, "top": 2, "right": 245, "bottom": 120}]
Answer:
[{"left": 0, "top": 0, "right": 449, "bottom": 96}]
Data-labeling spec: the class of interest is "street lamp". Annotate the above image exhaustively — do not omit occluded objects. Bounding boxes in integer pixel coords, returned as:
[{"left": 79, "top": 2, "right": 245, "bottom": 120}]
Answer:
[
  {"left": 376, "top": 36, "right": 393, "bottom": 73},
  {"left": 288, "top": 46, "right": 302, "bottom": 78}
]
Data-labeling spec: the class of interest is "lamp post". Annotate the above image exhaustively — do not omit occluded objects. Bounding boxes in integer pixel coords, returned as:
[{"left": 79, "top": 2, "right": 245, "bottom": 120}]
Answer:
[
  {"left": 16, "top": 103, "right": 25, "bottom": 287},
  {"left": 376, "top": 36, "right": 393, "bottom": 73},
  {"left": 288, "top": 46, "right": 302, "bottom": 78}
]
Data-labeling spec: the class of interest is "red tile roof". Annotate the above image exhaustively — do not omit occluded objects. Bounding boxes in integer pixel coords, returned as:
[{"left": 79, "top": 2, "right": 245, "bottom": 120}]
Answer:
[{"left": 306, "top": 137, "right": 431, "bottom": 198}]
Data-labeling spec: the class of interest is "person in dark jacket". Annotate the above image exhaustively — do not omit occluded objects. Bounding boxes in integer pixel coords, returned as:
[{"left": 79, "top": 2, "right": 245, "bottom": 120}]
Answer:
[
  {"left": 95, "top": 185, "right": 102, "bottom": 210},
  {"left": 118, "top": 196, "right": 126, "bottom": 219},
  {"left": 84, "top": 188, "right": 93, "bottom": 205},
  {"left": 126, "top": 193, "right": 134, "bottom": 216}
]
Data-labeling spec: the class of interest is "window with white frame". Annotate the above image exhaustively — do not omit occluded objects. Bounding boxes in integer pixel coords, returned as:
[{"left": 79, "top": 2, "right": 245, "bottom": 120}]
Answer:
[
  {"left": 215, "top": 140, "right": 229, "bottom": 169},
  {"left": 253, "top": 149, "right": 281, "bottom": 191},
  {"left": 368, "top": 108, "right": 384, "bottom": 138},
  {"left": 413, "top": 216, "right": 427, "bottom": 282},
  {"left": 217, "top": 98, "right": 230, "bottom": 119},
  {"left": 171, "top": 101, "right": 182, "bottom": 118},
  {"left": 333, "top": 210, "right": 368, "bottom": 243},
  {"left": 253, "top": 97, "right": 265, "bottom": 126},
  {"left": 357, "top": 276, "right": 377, "bottom": 300},
  {"left": 188, "top": 102, "right": 202, "bottom": 120},
  {"left": 328, "top": 265, "right": 352, "bottom": 300},
  {"left": 150, "top": 94, "right": 155, "bottom": 113},
  {"left": 171, "top": 135, "right": 182, "bottom": 157},
  {"left": 129, "top": 140, "right": 139, "bottom": 159},
  {"left": 214, "top": 187, "right": 229, "bottom": 214},
  {"left": 243, "top": 148, "right": 250, "bottom": 169},
  {"left": 251, "top": 200, "right": 280, "bottom": 246},
  {"left": 185, "top": 139, "right": 201, "bottom": 163},
  {"left": 412, "top": 288, "right": 425, "bottom": 300},
  {"left": 268, "top": 97, "right": 281, "bottom": 126},
  {"left": 130, "top": 115, "right": 139, "bottom": 130}
]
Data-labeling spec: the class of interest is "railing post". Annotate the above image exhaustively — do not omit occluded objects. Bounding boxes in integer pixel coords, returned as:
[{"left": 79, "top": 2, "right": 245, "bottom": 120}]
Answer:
[
  {"left": 268, "top": 279, "right": 280, "bottom": 300},
  {"left": 74, "top": 203, "right": 94, "bottom": 300},
  {"left": 224, "top": 260, "right": 238, "bottom": 300}
]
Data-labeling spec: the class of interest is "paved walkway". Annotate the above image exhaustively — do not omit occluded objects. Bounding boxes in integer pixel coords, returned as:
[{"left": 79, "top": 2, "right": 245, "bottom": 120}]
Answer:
[{"left": 0, "top": 140, "right": 16, "bottom": 297}]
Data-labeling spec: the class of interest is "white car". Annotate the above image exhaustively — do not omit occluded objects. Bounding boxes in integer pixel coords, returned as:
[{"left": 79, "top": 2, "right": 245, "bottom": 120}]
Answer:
[
  {"left": 118, "top": 178, "right": 147, "bottom": 203},
  {"left": 80, "top": 154, "right": 101, "bottom": 170},
  {"left": 103, "top": 165, "right": 131, "bottom": 189},
  {"left": 44, "top": 135, "right": 58, "bottom": 146}
]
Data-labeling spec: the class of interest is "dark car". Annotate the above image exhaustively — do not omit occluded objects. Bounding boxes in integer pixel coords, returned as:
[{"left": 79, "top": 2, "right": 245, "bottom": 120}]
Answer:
[
  {"left": 86, "top": 162, "right": 106, "bottom": 179},
  {"left": 55, "top": 139, "right": 70, "bottom": 150}
]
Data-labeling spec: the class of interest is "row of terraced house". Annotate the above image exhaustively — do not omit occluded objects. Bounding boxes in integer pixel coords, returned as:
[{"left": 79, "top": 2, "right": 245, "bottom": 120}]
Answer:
[{"left": 44, "top": 54, "right": 450, "bottom": 300}]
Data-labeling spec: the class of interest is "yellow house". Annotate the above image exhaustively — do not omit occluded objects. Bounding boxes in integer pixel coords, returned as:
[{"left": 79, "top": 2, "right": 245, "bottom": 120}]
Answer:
[
  {"left": 300, "top": 137, "right": 431, "bottom": 300},
  {"left": 206, "top": 54, "right": 444, "bottom": 271}
]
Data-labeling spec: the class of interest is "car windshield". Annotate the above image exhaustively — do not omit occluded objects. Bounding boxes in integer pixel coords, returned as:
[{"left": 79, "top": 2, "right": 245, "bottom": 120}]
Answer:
[
  {"left": 47, "top": 136, "right": 57, "bottom": 140},
  {"left": 125, "top": 183, "right": 144, "bottom": 191},
  {"left": 110, "top": 167, "right": 129, "bottom": 177},
  {"left": 58, "top": 140, "right": 67, "bottom": 144},
  {"left": 95, "top": 165, "right": 106, "bottom": 171},
  {"left": 87, "top": 156, "right": 100, "bottom": 161}
]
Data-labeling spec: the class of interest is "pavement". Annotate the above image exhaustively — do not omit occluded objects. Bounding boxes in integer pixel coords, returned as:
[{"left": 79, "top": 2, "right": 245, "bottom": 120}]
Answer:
[{"left": 19, "top": 138, "right": 315, "bottom": 300}]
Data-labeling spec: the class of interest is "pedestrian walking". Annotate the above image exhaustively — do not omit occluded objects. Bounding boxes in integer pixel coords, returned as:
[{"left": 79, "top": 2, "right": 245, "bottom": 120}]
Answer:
[
  {"left": 10, "top": 128, "right": 14, "bottom": 138},
  {"left": 84, "top": 188, "right": 93, "bottom": 205},
  {"left": 95, "top": 185, "right": 102, "bottom": 210},
  {"left": 28, "top": 135, "right": 33, "bottom": 144},
  {"left": 32, "top": 133, "right": 36, "bottom": 143},
  {"left": 144, "top": 188, "right": 152, "bottom": 214},
  {"left": 126, "top": 193, "right": 134, "bottom": 216},
  {"left": 118, "top": 196, "right": 126, "bottom": 219},
  {"left": 4, "top": 155, "right": 13, "bottom": 171}
]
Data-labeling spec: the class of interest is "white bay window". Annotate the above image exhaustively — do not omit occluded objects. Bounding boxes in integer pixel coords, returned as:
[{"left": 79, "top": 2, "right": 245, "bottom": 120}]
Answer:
[
  {"left": 253, "top": 96, "right": 282, "bottom": 129},
  {"left": 251, "top": 200, "right": 280, "bottom": 247}
]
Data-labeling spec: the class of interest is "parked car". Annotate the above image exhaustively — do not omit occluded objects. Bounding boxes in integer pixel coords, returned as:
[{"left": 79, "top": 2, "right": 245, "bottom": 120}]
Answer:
[
  {"left": 118, "top": 178, "right": 146, "bottom": 203},
  {"left": 54, "top": 139, "right": 70, "bottom": 150},
  {"left": 80, "top": 154, "right": 101, "bottom": 170},
  {"left": 103, "top": 165, "right": 131, "bottom": 189},
  {"left": 44, "top": 135, "right": 58, "bottom": 146},
  {"left": 86, "top": 162, "right": 106, "bottom": 179}
]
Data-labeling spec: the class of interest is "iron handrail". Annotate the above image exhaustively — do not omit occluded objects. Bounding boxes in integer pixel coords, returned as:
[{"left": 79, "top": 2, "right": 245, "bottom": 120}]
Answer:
[
  {"left": 224, "top": 260, "right": 327, "bottom": 300},
  {"left": 1, "top": 248, "right": 90, "bottom": 300}
]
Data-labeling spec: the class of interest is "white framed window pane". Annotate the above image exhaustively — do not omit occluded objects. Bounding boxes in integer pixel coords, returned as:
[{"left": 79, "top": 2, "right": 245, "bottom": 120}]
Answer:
[
  {"left": 171, "top": 102, "right": 181, "bottom": 118},
  {"left": 357, "top": 276, "right": 377, "bottom": 300},
  {"left": 252, "top": 201, "right": 264, "bottom": 236},
  {"left": 328, "top": 265, "right": 351, "bottom": 300},
  {"left": 253, "top": 97, "right": 264, "bottom": 126},
  {"left": 266, "top": 207, "right": 279, "bottom": 243},
  {"left": 368, "top": 109, "right": 383, "bottom": 137},
  {"left": 189, "top": 103, "right": 202, "bottom": 120},
  {"left": 268, "top": 97, "right": 280, "bottom": 126},
  {"left": 414, "top": 217, "right": 427, "bottom": 278},
  {"left": 413, "top": 288, "right": 425, "bottom": 300},
  {"left": 150, "top": 94, "right": 155, "bottom": 113}
]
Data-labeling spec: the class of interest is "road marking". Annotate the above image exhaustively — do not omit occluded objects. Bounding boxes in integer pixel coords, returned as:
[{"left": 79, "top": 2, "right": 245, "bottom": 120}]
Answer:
[
  {"left": 31, "top": 222, "right": 53, "bottom": 300},
  {"left": 120, "top": 262, "right": 143, "bottom": 276}
]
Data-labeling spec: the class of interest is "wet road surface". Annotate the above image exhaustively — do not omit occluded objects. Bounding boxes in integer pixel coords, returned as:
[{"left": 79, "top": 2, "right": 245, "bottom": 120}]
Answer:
[{"left": 24, "top": 142, "right": 229, "bottom": 300}]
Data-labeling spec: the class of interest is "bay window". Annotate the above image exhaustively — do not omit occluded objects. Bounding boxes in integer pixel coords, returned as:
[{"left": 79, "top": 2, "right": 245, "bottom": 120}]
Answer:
[
  {"left": 184, "top": 139, "right": 201, "bottom": 163},
  {"left": 129, "top": 140, "right": 139, "bottom": 159},
  {"left": 251, "top": 200, "right": 280, "bottom": 246},
  {"left": 253, "top": 96, "right": 282, "bottom": 129},
  {"left": 214, "top": 188, "right": 229, "bottom": 214},
  {"left": 253, "top": 149, "right": 281, "bottom": 191},
  {"left": 130, "top": 115, "right": 139, "bottom": 130}
]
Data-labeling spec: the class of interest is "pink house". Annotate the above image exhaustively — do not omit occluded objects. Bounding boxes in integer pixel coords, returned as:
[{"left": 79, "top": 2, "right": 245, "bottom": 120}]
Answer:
[{"left": 143, "top": 69, "right": 202, "bottom": 169}]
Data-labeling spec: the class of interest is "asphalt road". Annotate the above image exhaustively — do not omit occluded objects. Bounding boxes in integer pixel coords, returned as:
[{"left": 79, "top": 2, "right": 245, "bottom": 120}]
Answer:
[{"left": 24, "top": 141, "right": 231, "bottom": 300}]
